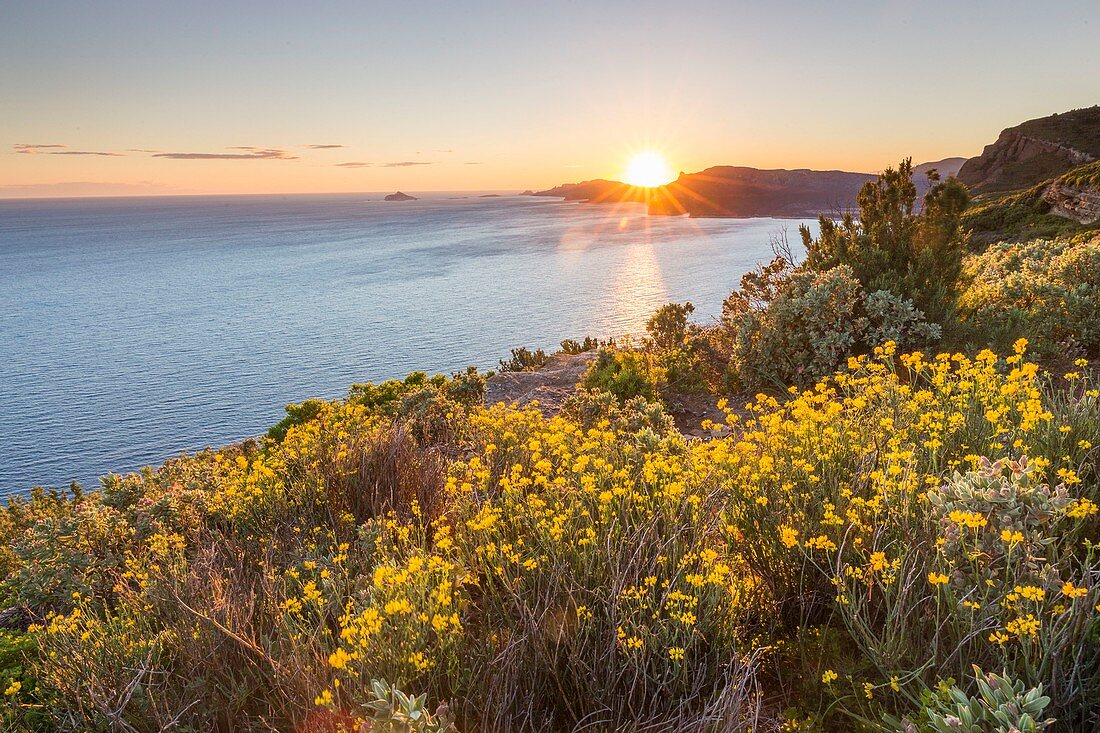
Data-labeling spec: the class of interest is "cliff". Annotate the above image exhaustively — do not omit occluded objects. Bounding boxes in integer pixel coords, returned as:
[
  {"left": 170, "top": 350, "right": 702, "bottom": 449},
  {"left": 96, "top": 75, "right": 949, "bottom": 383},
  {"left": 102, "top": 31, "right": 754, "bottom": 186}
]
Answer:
[{"left": 957, "top": 106, "right": 1100, "bottom": 194}]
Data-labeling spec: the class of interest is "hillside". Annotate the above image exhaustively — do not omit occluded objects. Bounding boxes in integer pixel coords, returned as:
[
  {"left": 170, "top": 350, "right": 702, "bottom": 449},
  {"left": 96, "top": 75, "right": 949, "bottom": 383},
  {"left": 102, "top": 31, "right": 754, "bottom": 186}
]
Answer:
[
  {"left": 535, "top": 159, "right": 964, "bottom": 218},
  {"left": 963, "top": 160, "right": 1100, "bottom": 244},
  {"left": 531, "top": 178, "right": 648, "bottom": 204},
  {"left": 534, "top": 166, "right": 878, "bottom": 217},
  {"left": 957, "top": 106, "right": 1100, "bottom": 194}
]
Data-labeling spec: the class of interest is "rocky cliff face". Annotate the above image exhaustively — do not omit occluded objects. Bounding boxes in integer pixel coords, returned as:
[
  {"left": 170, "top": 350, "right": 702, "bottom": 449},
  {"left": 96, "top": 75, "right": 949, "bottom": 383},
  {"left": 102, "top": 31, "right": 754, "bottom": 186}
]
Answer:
[
  {"left": 957, "top": 106, "right": 1100, "bottom": 195},
  {"left": 1042, "top": 179, "right": 1100, "bottom": 224}
]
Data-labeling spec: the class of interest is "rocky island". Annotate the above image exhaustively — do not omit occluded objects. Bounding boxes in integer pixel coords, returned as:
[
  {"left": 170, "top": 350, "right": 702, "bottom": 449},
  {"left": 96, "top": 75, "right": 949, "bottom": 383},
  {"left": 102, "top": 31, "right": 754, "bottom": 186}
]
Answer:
[{"left": 384, "top": 191, "right": 418, "bottom": 201}]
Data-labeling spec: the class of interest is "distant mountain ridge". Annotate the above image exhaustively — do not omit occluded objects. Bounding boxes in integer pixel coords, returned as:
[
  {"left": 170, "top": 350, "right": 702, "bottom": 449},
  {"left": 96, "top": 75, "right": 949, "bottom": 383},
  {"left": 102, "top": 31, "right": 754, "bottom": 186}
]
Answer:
[{"left": 533, "top": 158, "right": 965, "bottom": 218}]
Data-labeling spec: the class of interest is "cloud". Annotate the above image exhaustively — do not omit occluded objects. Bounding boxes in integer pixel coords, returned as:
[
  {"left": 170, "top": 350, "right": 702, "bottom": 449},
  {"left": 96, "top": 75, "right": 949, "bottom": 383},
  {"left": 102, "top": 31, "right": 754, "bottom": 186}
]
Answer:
[
  {"left": 437, "top": 149, "right": 455, "bottom": 153},
  {"left": 336, "top": 161, "right": 372, "bottom": 168},
  {"left": 305, "top": 144, "right": 344, "bottom": 149},
  {"left": 383, "top": 161, "right": 433, "bottom": 167},
  {"left": 14, "top": 144, "right": 122, "bottom": 156},
  {"left": 464, "top": 162, "right": 483, "bottom": 165},
  {"left": 153, "top": 148, "right": 297, "bottom": 160},
  {"left": 127, "top": 148, "right": 162, "bottom": 153},
  {"left": 14, "top": 144, "right": 68, "bottom": 153}
]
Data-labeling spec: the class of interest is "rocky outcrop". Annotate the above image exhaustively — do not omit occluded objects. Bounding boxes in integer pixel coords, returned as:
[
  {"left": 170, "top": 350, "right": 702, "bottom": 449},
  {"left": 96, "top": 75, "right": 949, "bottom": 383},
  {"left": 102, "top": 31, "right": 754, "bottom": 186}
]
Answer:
[
  {"left": 485, "top": 352, "right": 593, "bottom": 416},
  {"left": 957, "top": 106, "right": 1100, "bottom": 195},
  {"left": 1042, "top": 179, "right": 1100, "bottom": 224},
  {"left": 384, "top": 191, "right": 418, "bottom": 202}
]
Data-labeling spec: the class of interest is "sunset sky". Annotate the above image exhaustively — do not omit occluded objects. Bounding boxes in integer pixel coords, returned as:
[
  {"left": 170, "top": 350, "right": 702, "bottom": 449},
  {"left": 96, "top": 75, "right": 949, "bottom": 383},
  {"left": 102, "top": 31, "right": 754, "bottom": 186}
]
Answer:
[{"left": 3, "top": 0, "right": 1099, "bottom": 197}]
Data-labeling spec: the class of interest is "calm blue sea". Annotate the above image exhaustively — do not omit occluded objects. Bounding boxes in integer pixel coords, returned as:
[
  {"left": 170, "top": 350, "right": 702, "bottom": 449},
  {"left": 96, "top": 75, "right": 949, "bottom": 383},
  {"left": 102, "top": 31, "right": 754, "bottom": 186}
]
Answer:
[{"left": 0, "top": 193, "right": 813, "bottom": 495}]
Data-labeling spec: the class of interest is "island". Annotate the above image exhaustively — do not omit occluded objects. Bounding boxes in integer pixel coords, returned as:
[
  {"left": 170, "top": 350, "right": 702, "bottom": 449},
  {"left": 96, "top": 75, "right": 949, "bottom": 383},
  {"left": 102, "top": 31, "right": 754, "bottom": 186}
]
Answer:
[{"left": 384, "top": 191, "right": 418, "bottom": 201}]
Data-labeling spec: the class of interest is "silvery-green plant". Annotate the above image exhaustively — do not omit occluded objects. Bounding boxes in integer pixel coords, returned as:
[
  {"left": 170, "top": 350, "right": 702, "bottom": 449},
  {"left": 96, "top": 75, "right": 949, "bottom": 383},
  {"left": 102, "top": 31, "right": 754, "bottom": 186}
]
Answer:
[
  {"left": 362, "top": 679, "right": 456, "bottom": 733},
  {"left": 887, "top": 667, "right": 1055, "bottom": 733}
]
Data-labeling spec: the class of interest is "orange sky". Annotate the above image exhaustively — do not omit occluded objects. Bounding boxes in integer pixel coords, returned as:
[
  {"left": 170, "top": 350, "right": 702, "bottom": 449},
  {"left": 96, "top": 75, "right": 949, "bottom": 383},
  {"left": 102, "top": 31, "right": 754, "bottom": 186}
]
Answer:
[{"left": 3, "top": 2, "right": 1099, "bottom": 198}]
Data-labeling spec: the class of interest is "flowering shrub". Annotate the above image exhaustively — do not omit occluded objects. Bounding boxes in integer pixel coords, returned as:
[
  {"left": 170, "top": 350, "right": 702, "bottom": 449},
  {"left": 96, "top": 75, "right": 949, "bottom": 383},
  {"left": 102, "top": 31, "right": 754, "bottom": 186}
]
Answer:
[
  {"left": 958, "top": 235, "right": 1100, "bottom": 355},
  {"left": 2, "top": 342, "right": 1098, "bottom": 731}
]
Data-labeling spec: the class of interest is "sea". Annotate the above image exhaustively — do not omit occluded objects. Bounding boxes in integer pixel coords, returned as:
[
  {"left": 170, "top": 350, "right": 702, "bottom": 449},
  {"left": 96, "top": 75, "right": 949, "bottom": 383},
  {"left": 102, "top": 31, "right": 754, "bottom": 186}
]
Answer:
[{"left": 0, "top": 193, "right": 814, "bottom": 496}]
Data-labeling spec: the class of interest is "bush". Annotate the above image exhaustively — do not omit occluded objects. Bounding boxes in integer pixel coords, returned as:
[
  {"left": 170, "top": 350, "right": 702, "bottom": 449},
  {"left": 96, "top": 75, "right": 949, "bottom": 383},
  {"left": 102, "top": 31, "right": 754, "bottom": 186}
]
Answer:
[
  {"left": 802, "top": 158, "right": 970, "bottom": 325},
  {"left": 4, "top": 344, "right": 1100, "bottom": 731},
  {"left": 719, "top": 259, "right": 941, "bottom": 391},
  {"left": 580, "top": 346, "right": 663, "bottom": 402},
  {"left": 958, "top": 235, "right": 1100, "bottom": 355},
  {"left": 499, "top": 347, "right": 549, "bottom": 372},
  {"left": 560, "top": 388, "right": 677, "bottom": 437},
  {"left": 559, "top": 336, "right": 601, "bottom": 355},
  {"left": 722, "top": 263, "right": 865, "bottom": 390}
]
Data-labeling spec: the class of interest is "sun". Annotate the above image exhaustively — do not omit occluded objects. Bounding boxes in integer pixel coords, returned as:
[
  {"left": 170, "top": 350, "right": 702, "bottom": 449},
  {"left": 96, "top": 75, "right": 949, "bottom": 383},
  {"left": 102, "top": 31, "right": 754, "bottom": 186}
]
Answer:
[{"left": 621, "top": 150, "right": 675, "bottom": 188}]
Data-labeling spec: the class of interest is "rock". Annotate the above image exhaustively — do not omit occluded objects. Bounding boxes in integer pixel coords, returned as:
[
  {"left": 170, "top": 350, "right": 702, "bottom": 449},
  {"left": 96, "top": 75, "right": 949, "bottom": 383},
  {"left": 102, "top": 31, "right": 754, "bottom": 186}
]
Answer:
[
  {"left": 485, "top": 352, "right": 594, "bottom": 416},
  {"left": 1042, "top": 178, "right": 1100, "bottom": 225},
  {"left": 384, "top": 191, "right": 418, "bottom": 202}
]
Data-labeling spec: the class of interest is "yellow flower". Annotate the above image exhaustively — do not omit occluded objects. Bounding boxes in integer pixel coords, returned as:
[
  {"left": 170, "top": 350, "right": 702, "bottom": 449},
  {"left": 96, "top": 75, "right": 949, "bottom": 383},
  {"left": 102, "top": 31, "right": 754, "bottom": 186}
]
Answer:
[
  {"left": 668, "top": 646, "right": 685, "bottom": 661},
  {"left": 1014, "top": 585, "right": 1045, "bottom": 602},
  {"left": 328, "top": 647, "right": 352, "bottom": 669},
  {"left": 1062, "top": 581, "right": 1088, "bottom": 599},
  {"left": 1066, "top": 498, "right": 1098, "bottom": 519},
  {"left": 928, "top": 572, "right": 950, "bottom": 586},
  {"left": 821, "top": 669, "right": 838, "bottom": 684},
  {"left": 4, "top": 680, "right": 20, "bottom": 696},
  {"left": 778, "top": 525, "right": 799, "bottom": 548},
  {"left": 1006, "top": 614, "right": 1040, "bottom": 638},
  {"left": 948, "top": 510, "right": 988, "bottom": 529}
]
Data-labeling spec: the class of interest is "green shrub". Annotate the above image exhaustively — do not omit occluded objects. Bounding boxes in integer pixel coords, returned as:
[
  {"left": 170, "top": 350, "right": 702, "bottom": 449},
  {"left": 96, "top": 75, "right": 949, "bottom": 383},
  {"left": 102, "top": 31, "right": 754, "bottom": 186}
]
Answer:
[
  {"left": 559, "top": 336, "right": 601, "bottom": 355},
  {"left": 580, "top": 346, "right": 663, "bottom": 402},
  {"left": 802, "top": 158, "right": 970, "bottom": 325},
  {"left": 718, "top": 258, "right": 942, "bottom": 391},
  {"left": 560, "top": 388, "right": 676, "bottom": 437},
  {"left": 499, "top": 347, "right": 549, "bottom": 372},
  {"left": 721, "top": 263, "right": 865, "bottom": 390}
]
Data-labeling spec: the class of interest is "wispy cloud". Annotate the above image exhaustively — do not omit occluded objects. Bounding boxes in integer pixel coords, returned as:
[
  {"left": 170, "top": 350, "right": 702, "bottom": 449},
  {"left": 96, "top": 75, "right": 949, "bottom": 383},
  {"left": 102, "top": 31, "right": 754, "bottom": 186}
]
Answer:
[
  {"left": 336, "top": 161, "right": 372, "bottom": 168},
  {"left": 127, "top": 148, "right": 162, "bottom": 153},
  {"left": 464, "top": 162, "right": 483, "bottom": 165},
  {"left": 14, "top": 144, "right": 122, "bottom": 156},
  {"left": 14, "top": 143, "right": 68, "bottom": 153},
  {"left": 153, "top": 148, "right": 297, "bottom": 160},
  {"left": 305, "top": 144, "right": 344, "bottom": 149},
  {"left": 384, "top": 161, "right": 433, "bottom": 167}
]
